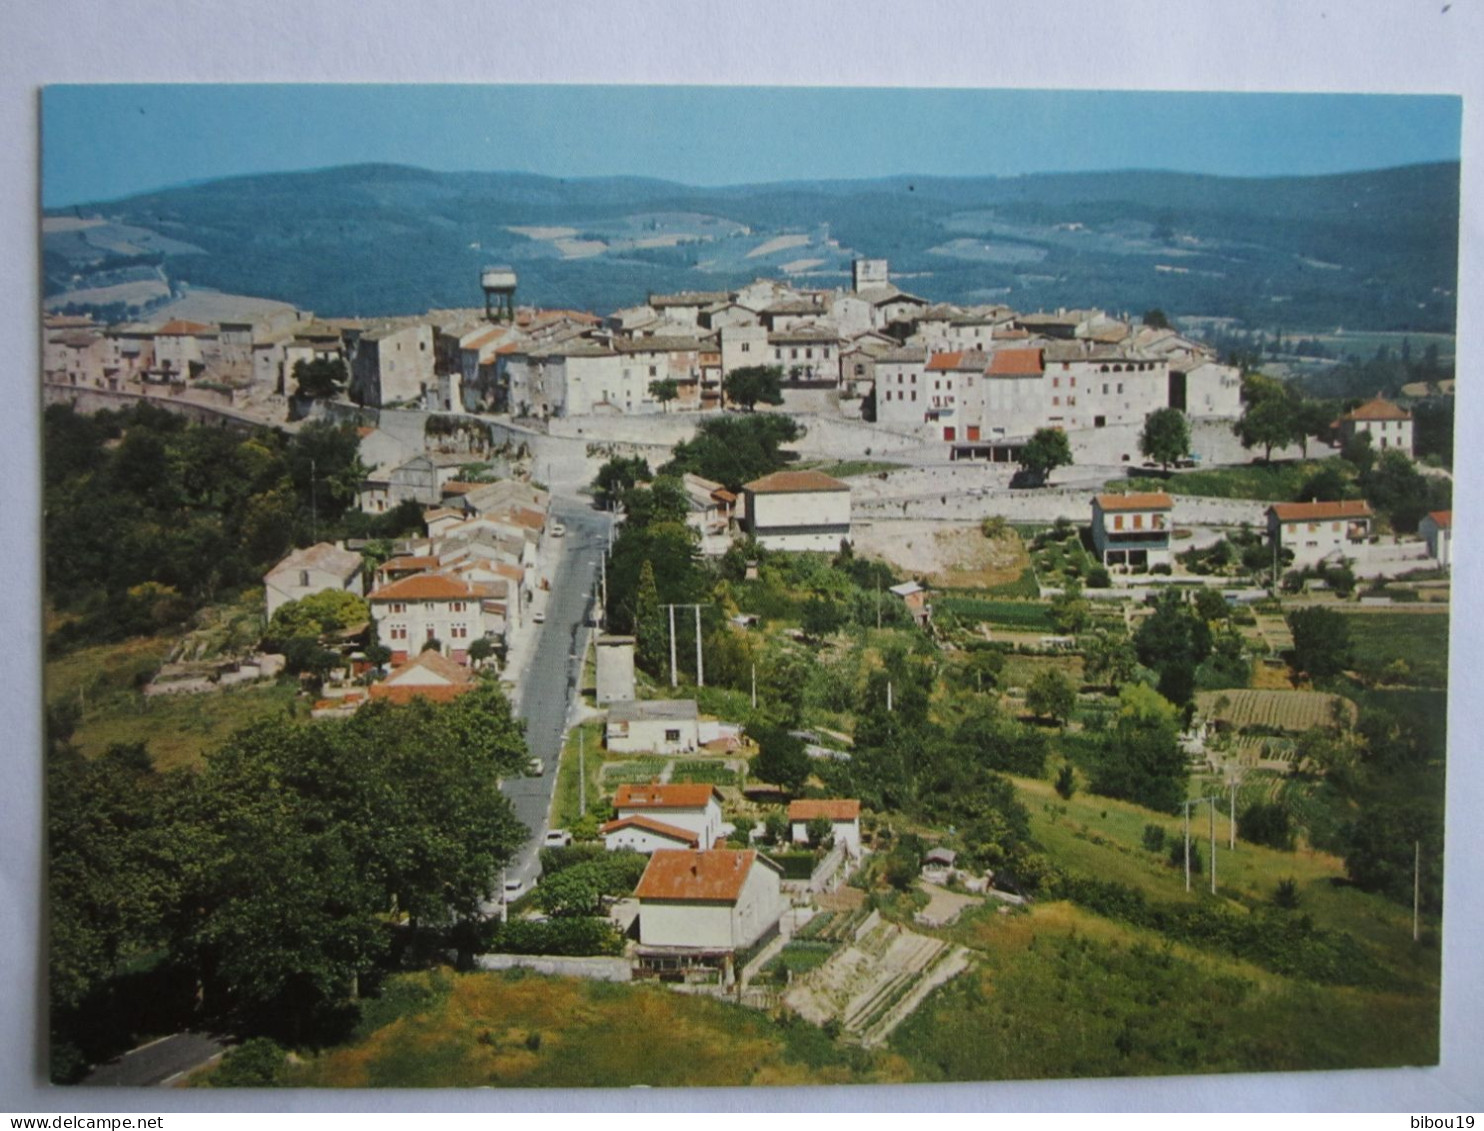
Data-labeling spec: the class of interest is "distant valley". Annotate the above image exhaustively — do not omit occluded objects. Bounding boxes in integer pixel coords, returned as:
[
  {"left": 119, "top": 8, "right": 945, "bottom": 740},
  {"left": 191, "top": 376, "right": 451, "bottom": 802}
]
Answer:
[{"left": 43, "top": 162, "right": 1460, "bottom": 331}]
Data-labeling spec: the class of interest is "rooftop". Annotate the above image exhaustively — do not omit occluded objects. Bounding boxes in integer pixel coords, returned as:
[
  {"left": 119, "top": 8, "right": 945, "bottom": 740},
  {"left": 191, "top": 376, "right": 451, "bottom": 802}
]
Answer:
[
  {"left": 267, "top": 542, "right": 362, "bottom": 579},
  {"left": 608, "top": 699, "right": 701, "bottom": 725},
  {"left": 599, "top": 815, "right": 700, "bottom": 847},
  {"left": 987, "top": 347, "right": 1045, "bottom": 376},
  {"left": 1095, "top": 492, "right": 1174, "bottom": 512},
  {"left": 743, "top": 470, "right": 849, "bottom": 495},
  {"left": 634, "top": 849, "right": 768, "bottom": 903},
  {"left": 788, "top": 799, "right": 861, "bottom": 822},
  {"left": 1339, "top": 396, "right": 1412, "bottom": 422},
  {"left": 614, "top": 782, "right": 720, "bottom": 810},
  {"left": 1269, "top": 500, "right": 1374, "bottom": 522},
  {"left": 368, "top": 573, "right": 481, "bottom": 602}
]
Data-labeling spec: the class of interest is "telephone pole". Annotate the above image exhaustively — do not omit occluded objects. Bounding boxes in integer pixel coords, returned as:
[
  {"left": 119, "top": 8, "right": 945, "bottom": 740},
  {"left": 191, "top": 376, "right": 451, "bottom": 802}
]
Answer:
[
  {"left": 662, "top": 603, "right": 711, "bottom": 687},
  {"left": 668, "top": 604, "right": 677, "bottom": 687},
  {"left": 750, "top": 662, "right": 757, "bottom": 709},
  {"left": 1209, "top": 794, "right": 1217, "bottom": 895},
  {"left": 694, "top": 604, "right": 704, "bottom": 688},
  {"left": 1413, "top": 839, "right": 1421, "bottom": 942},
  {"left": 578, "top": 729, "right": 586, "bottom": 817}
]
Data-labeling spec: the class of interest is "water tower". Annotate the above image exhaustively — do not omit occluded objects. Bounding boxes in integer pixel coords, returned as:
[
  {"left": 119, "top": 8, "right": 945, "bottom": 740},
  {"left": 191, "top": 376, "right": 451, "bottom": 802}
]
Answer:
[{"left": 481, "top": 264, "right": 518, "bottom": 322}]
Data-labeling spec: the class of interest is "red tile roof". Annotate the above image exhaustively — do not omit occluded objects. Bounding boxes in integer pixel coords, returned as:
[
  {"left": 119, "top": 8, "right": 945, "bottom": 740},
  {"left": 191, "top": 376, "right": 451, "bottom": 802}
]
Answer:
[
  {"left": 926, "top": 351, "right": 964, "bottom": 371},
  {"left": 381, "top": 555, "right": 440, "bottom": 573},
  {"left": 743, "top": 470, "right": 849, "bottom": 495},
  {"left": 988, "top": 348, "right": 1045, "bottom": 376},
  {"left": 1095, "top": 492, "right": 1174, "bottom": 511},
  {"left": 1426, "top": 510, "right": 1452, "bottom": 529},
  {"left": 1339, "top": 396, "right": 1411, "bottom": 422},
  {"left": 600, "top": 815, "right": 700, "bottom": 847},
  {"left": 788, "top": 799, "right": 861, "bottom": 822},
  {"left": 1269, "top": 500, "right": 1374, "bottom": 522},
  {"left": 614, "top": 783, "right": 722, "bottom": 810},
  {"left": 634, "top": 849, "right": 759, "bottom": 903},
  {"left": 368, "top": 573, "right": 479, "bottom": 601},
  {"left": 156, "top": 319, "right": 213, "bottom": 335},
  {"left": 368, "top": 683, "right": 474, "bottom": 705}
]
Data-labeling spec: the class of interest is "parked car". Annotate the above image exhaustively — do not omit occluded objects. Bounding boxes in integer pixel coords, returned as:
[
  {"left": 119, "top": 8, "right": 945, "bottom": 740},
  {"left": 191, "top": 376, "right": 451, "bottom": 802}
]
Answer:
[
  {"left": 543, "top": 829, "right": 572, "bottom": 848},
  {"left": 528, "top": 756, "right": 545, "bottom": 776},
  {"left": 532, "top": 610, "right": 546, "bottom": 624},
  {"left": 551, "top": 523, "right": 566, "bottom": 537},
  {"left": 503, "top": 876, "right": 527, "bottom": 902}
]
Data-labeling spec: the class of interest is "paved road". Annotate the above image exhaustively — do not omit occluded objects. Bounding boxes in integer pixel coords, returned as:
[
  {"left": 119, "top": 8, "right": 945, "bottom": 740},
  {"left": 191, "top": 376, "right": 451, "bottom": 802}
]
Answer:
[
  {"left": 79, "top": 1031, "right": 225, "bottom": 1087},
  {"left": 497, "top": 497, "right": 613, "bottom": 898}
]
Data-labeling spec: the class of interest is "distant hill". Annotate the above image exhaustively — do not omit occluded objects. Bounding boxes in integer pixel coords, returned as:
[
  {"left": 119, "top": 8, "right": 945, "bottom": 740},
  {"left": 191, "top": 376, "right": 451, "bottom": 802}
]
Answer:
[{"left": 43, "top": 162, "right": 1460, "bottom": 331}]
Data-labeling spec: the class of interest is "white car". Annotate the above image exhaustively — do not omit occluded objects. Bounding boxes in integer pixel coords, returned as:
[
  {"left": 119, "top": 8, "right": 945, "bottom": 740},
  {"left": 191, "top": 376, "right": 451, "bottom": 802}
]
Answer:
[
  {"left": 532, "top": 610, "right": 546, "bottom": 624},
  {"left": 551, "top": 523, "right": 566, "bottom": 537},
  {"left": 527, "top": 756, "right": 545, "bottom": 776},
  {"left": 503, "top": 877, "right": 527, "bottom": 901},
  {"left": 543, "top": 829, "right": 572, "bottom": 848}
]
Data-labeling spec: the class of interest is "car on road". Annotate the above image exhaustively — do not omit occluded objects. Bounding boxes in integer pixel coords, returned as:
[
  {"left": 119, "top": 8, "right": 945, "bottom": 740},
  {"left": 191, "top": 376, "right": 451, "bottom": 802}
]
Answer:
[
  {"left": 527, "top": 756, "right": 545, "bottom": 776},
  {"left": 543, "top": 829, "right": 572, "bottom": 848},
  {"left": 503, "top": 876, "right": 528, "bottom": 902},
  {"left": 532, "top": 610, "right": 546, "bottom": 624},
  {"left": 551, "top": 522, "right": 566, "bottom": 537}
]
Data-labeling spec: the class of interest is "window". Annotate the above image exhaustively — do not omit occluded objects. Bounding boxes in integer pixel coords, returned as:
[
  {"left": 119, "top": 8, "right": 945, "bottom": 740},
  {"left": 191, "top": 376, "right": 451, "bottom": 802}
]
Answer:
[
  {"left": 1102, "top": 383, "right": 1109, "bottom": 394},
  {"left": 390, "top": 625, "right": 407, "bottom": 640},
  {"left": 426, "top": 626, "right": 437, "bottom": 641},
  {"left": 1117, "top": 383, "right": 1124, "bottom": 394},
  {"left": 1114, "top": 515, "right": 1124, "bottom": 530},
  {"left": 1052, "top": 396, "right": 1060, "bottom": 406},
  {"left": 665, "top": 728, "right": 681, "bottom": 743},
  {"left": 934, "top": 380, "right": 940, "bottom": 390},
  {"left": 390, "top": 602, "right": 407, "bottom": 614},
  {"left": 1053, "top": 377, "right": 1060, "bottom": 388},
  {"left": 1332, "top": 522, "right": 1341, "bottom": 531},
  {"left": 791, "top": 348, "right": 798, "bottom": 360},
  {"left": 805, "top": 348, "right": 813, "bottom": 359},
  {"left": 298, "top": 570, "right": 310, "bottom": 587},
  {"left": 648, "top": 366, "right": 657, "bottom": 377},
  {"left": 1133, "top": 515, "right": 1144, "bottom": 530},
  {"left": 741, "top": 342, "right": 750, "bottom": 352},
  {"left": 911, "top": 390, "right": 916, "bottom": 402},
  {"left": 911, "top": 374, "right": 917, "bottom": 384},
  {"left": 450, "top": 601, "right": 466, "bottom": 613},
  {"left": 451, "top": 624, "right": 468, "bottom": 639},
  {"left": 1070, "top": 377, "right": 1076, "bottom": 387}
]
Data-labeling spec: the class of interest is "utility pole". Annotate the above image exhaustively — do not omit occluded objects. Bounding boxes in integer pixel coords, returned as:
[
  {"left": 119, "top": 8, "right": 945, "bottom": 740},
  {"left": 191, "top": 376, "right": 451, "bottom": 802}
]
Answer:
[
  {"left": 1184, "top": 800, "right": 1192, "bottom": 892},
  {"left": 887, "top": 680, "right": 894, "bottom": 713},
  {"left": 668, "top": 603, "right": 677, "bottom": 687},
  {"left": 579, "top": 729, "right": 586, "bottom": 817},
  {"left": 750, "top": 662, "right": 757, "bottom": 709},
  {"left": 1229, "top": 778, "right": 1238, "bottom": 851},
  {"left": 694, "top": 604, "right": 704, "bottom": 688},
  {"left": 876, "top": 580, "right": 882, "bottom": 630},
  {"left": 500, "top": 867, "right": 508, "bottom": 924},
  {"left": 1209, "top": 794, "right": 1217, "bottom": 896},
  {"left": 310, "top": 456, "right": 318, "bottom": 544}
]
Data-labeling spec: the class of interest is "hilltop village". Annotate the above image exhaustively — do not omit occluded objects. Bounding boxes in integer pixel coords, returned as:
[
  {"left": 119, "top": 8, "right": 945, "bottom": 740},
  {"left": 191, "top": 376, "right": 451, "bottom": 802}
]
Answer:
[{"left": 43, "top": 255, "right": 1453, "bottom": 1086}]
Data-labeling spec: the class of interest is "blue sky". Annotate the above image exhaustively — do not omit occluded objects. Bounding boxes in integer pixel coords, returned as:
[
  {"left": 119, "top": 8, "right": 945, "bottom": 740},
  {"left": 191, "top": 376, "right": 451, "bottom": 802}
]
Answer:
[{"left": 42, "top": 85, "right": 1462, "bottom": 209}]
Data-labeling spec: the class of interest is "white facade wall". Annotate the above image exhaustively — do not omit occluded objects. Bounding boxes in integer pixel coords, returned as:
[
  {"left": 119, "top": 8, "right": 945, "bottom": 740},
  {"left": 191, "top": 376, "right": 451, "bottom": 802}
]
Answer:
[
  {"left": 974, "top": 374, "right": 1046, "bottom": 439},
  {"left": 1421, "top": 517, "right": 1452, "bottom": 566},
  {"left": 719, "top": 324, "right": 771, "bottom": 377},
  {"left": 747, "top": 489, "right": 852, "bottom": 553},
  {"left": 1091, "top": 505, "right": 1174, "bottom": 568},
  {"left": 615, "top": 800, "right": 722, "bottom": 848},
  {"left": 563, "top": 352, "right": 627, "bottom": 415},
  {"left": 769, "top": 338, "right": 839, "bottom": 383},
  {"left": 1183, "top": 362, "right": 1242, "bottom": 419},
  {"left": 1342, "top": 416, "right": 1414, "bottom": 456},
  {"left": 1047, "top": 357, "right": 1168, "bottom": 429},
  {"left": 372, "top": 596, "right": 493, "bottom": 664},
  {"left": 265, "top": 564, "right": 365, "bottom": 619},
  {"left": 638, "top": 864, "right": 783, "bottom": 950},
  {"left": 790, "top": 818, "right": 862, "bottom": 856},
  {"left": 829, "top": 295, "right": 873, "bottom": 339},
  {"left": 154, "top": 332, "right": 205, "bottom": 377},
  {"left": 1270, "top": 516, "right": 1370, "bottom": 568},
  {"left": 604, "top": 826, "right": 696, "bottom": 854},
  {"left": 607, "top": 716, "right": 702, "bottom": 755},
  {"left": 874, "top": 357, "right": 928, "bottom": 433},
  {"left": 358, "top": 324, "right": 435, "bottom": 407}
]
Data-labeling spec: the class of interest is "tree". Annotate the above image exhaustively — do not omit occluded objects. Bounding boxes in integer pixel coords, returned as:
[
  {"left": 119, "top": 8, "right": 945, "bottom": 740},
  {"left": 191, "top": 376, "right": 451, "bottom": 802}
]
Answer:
[
  {"left": 648, "top": 378, "right": 680, "bottom": 412},
  {"left": 1054, "top": 763, "right": 1077, "bottom": 800},
  {"left": 1026, "top": 669, "right": 1077, "bottom": 725},
  {"left": 292, "top": 357, "right": 348, "bottom": 400},
  {"left": 1082, "top": 630, "right": 1139, "bottom": 691},
  {"left": 1048, "top": 580, "right": 1092, "bottom": 635},
  {"left": 1139, "top": 407, "right": 1190, "bottom": 469},
  {"left": 722, "top": 365, "right": 785, "bottom": 411},
  {"left": 800, "top": 596, "right": 847, "bottom": 641},
  {"left": 662, "top": 413, "right": 803, "bottom": 492},
  {"left": 1294, "top": 399, "right": 1336, "bottom": 458},
  {"left": 1142, "top": 309, "right": 1171, "bottom": 330},
  {"left": 1287, "top": 605, "right": 1351, "bottom": 680},
  {"left": 1192, "top": 587, "right": 1230, "bottom": 625},
  {"left": 593, "top": 455, "right": 650, "bottom": 509},
  {"left": 1233, "top": 374, "right": 1299, "bottom": 461},
  {"left": 805, "top": 816, "right": 834, "bottom": 850},
  {"left": 1018, "top": 427, "right": 1073, "bottom": 483},
  {"left": 1341, "top": 430, "right": 1376, "bottom": 476},
  {"left": 751, "top": 725, "right": 810, "bottom": 793},
  {"left": 264, "top": 590, "right": 370, "bottom": 649},
  {"left": 1090, "top": 684, "right": 1188, "bottom": 814},
  {"left": 1133, "top": 591, "right": 1212, "bottom": 707},
  {"left": 467, "top": 635, "right": 500, "bottom": 669},
  {"left": 1298, "top": 464, "right": 1352, "bottom": 503},
  {"left": 632, "top": 559, "right": 667, "bottom": 676},
  {"left": 1239, "top": 801, "right": 1295, "bottom": 850}
]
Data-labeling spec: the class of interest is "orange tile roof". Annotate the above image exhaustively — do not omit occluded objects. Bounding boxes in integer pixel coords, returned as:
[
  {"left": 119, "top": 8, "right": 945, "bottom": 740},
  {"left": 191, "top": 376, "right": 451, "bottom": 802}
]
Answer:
[
  {"left": 368, "top": 573, "right": 479, "bottom": 601},
  {"left": 1269, "top": 500, "right": 1374, "bottom": 522},
  {"left": 1426, "top": 510, "right": 1452, "bottom": 529},
  {"left": 600, "top": 815, "right": 700, "bottom": 847},
  {"left": 634, "top": 849, "right": 760, "bottom": 903},
  {"left": 743, "top": 470, "right": 849, "bottom": 495},
  {"left": 369, "top": 683, "right": 475, "bottom": 705},
  {"left": 379, "top": 648, "right": 475, "bottom": 686},
  {"left": 440, "top": 481, "right": 480, "bottom": 496},
  {"left": 988, "top": 348, "right": 1045, "bottom": 376},
  {"left": 156, "top": 319, "right": 213, "bottom": 335},
  {"left": 926, "top": 351, "right": 964, "bottom": 371},
  {"left": 614, "top": 783, "right": 722, "bottom": 810},
  {"left": 1339, "top": 396, "right": 1411, "bottom": 422},
  {"left": 1096, "top": 492, "right": 1174, "bottom": 512},
  {"left": 788, "top": 799, "right": 861, "bottom": 821}
]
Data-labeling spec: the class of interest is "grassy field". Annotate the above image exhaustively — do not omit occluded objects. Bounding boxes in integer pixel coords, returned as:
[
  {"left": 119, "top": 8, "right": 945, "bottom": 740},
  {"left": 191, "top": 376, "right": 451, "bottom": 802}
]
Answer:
[
  {"left": 794, "top": 459, "right": 903, "bottom": 479},
  {"left": 284, "top": 968, "right": 906, "bottom": 1088},
  {"left": 934, "top": 597, "right": 1056, "bottom": 633},
  {"left": 1339, "top": 611, "right": 1451, "bottom": 687},
  {"left": 46, "top": 633, "right": 301, "bottom": 771},
  {"left": 1108, "top": 459, "right": 1340, "bottom": 501},
  {"left": 552, "top": 721, "right": 606, "bottom": 828}
]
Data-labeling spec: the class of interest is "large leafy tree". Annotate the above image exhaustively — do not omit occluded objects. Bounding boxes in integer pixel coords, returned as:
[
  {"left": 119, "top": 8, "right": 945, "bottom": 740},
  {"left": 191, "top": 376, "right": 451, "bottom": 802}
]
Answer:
[
  {"left": 1018, "top": 427, "right": 1074, "bottom": 482},
  {"left": 1287, "top": 605, "right": 1351, "bottom": 681},
  {"left": 292, "top": 357, "right": 348, "bottom": 400},
  {"left": 1089, "top": 684, "right": 1188, "bottom": 814},
  {"left": 1233, "top": 374, "right": 1300, "bottom": 461},
  {"left": 663, "top": 413, "right": 803, "bottom": 492},
  {"left": 1026, "top": 669, "right": 1077, "bottom": 725},
  {"left": 722, "top": 365, "right": 784, "bottom": 411},
  {"left": 1133, "top": 591, "right": 1212, "bottom": 706},
  {"left": 1139, "top": 407, "right": 1190, "bottom": 469},
  {"left": 750, "top": 725, "right": 810, "bottom": 793}
]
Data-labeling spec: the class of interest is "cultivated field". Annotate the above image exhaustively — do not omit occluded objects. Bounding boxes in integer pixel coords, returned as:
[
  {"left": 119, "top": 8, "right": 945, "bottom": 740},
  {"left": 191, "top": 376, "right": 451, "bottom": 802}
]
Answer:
[{"left": 1194, "top": 689, "right": 1357, "bottom": 733}]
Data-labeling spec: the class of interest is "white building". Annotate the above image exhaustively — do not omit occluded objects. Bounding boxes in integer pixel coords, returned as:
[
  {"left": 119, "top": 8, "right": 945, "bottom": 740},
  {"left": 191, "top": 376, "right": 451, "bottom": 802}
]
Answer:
[
  {"left": 606, "top": 700, "right": 703, "bottom": 755},
  {"left": 634, "top": 849, "right": 785, "bottom": 953},
  {"left": 612, "top": 783, "right": 725, "bottom": 849},
  {"left": 600, "top": 816, "right": 701, "bottom": 854},
  {"left": 1267, "top": 500, "right": 1375, "bottom": 568},
  {"left": 349, "top": 322, "right": 435, "bottom": 407},
  {"left": 595, "top": 635, "right": 637, "bottom": 704},
  {"left": 264, "top": 542, "right": 365, "bottom": 619},
  {"left": 1179, "top": 361, "right": 1243, "bottom": 419},
  {"left": 366, "top": 572, "right": 502, "bottom": 665},
  {"left": 1337, "top": 396, "right": 1414, "bottom": 456},
  {"left": 1420, "top": 510, "right": 1452, "bottom": 567},
  {"left": 742, "top": 470, "right": 852, "bottom": 553},
  {"left": 788, "top": 798, "right": 863, "bottom": 856},
  {"left": 974, "top": 346, "right": 1047, "bottom": 440},
  {"left": 1091, "top": 493, "right": 1175, "bottom": 571},
  {"left": 872, "top": 347, "right": 929, "bottom": 433}
]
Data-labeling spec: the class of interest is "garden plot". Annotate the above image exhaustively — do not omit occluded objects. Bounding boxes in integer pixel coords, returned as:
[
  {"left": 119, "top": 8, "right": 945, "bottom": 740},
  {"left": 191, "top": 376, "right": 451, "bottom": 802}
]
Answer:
[
  {"left": 784, "top": 913, "right": 973, "bottom": 1046},
  {"left": 1195, "top": 688, "right": 1357, "bottom": 734}
]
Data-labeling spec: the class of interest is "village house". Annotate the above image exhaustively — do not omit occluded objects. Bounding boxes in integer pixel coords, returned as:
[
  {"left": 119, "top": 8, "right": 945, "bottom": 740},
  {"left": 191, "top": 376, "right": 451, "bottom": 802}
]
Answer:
[
  {"left": 887, "top": 580, "right": 933, "bottom": 627},
  {"left": 1420, "top": 510, "right": 1452, "bottom": 567},
  {"left": 767, "top": 325, "right": 841, "bottom": 385},
  {"left": 973, "top": 346, "right": 1047, "bottom": 440},
  {"left": 348, "top": 321, "right": 435, "bottom": 407},
  {"left": 601, "top": 815, "right": 701, "bottom": 854},
  {"left": 788, "top": 798, "right": 863, "bottom": 856},
  {"left": 595, "top": 635, "right": 637, "bottom": 704},
  {"left": 870, "top": 346, "right": 928, "bottom": 432},
  {"left": 1337, "top": 396, "right": 1414, "bottom": 456},
  {"left": 368, "top": 649, "right": 478, "bottom": 705},
  {"left": 1091, "top": 492, "right": 1175, "bottom": 571},
  {"left": 1266, "top": 500, "right": 1375, "bottom": 568},
  {"left": 681, "top": 472, "right": 739, "bottom": 554},
  {"left": 742, "top": 470, "right": 852, "bottom": 553},
  {"left": 366, "top": 572, "right": 502, "bottom": 665},
  {"left": 263, "top": 542, "right": 365, "bottom": 619},
  {"left": 611, "top": 783, "right": 725, "bottom": 849},
  {"left": 605, "top": 700, "right": 702, "bottom": 755},
  {"left": 920, "top": 350, "right": 988, "bottom": 442},
  {"left": 632, "top": 849, "right": 786, "bottom": 975}
]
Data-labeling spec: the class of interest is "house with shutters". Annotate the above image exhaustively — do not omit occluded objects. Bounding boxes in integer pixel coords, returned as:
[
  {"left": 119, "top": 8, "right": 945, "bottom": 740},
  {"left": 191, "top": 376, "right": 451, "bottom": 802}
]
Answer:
[
  {"left": 1337, "top": 396, "right": 1414, "bottom": 456},
  {"left": 368, "top": 649, "right": 478, "bottom": 705},
  {"left": 633, "top": 849, "right": 786, "bottom": 971},
  {"left": 1266, "top": 500, "right": 1374, "bottom": 568},
  {"left": 264, "top": 542, "right": 365, "bottom": 619},
  {"left": 1091, "top": 493, "right": 1175, "bottom": 571},
  {"left": 366, "top": 572, "right": 500, "bottom": 665}
]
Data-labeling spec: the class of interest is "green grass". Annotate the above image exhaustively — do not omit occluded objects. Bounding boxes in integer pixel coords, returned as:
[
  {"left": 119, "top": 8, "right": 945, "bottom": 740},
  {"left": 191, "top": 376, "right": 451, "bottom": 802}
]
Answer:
[
  {"left": 552, "top": 721, "right": 605, "bottom": 827},
  {"left": 1339, "top": 611, "right": 1450, "bottom": 687},
  {"left": 670, "top": 760, "right": 739, "bottom": 786},
  {"left": 1108, "top": 459, "right": 1341, "bottom": 502},
  {"left": 934, "top": 597, "right": 1055, "bottom": 633},
  {"left": 793, "top": 459, "right": 903, "bottom": 479},
  {"left": 599, "top": 757, "right": 671, "bottom": 786}
]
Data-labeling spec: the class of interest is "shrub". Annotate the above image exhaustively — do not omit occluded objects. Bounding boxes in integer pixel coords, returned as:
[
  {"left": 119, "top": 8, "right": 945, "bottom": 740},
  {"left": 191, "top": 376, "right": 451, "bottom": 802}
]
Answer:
[
  {"left": 1086, "top": 565, "right": 1112, "bottom": 589},
  {"left": 207, "top": 1038, "right": 288, "bottom": 1087},
  {"left": 1168, "top": 837, "right": 1202, "bottom": 874},
  {"left": 1141, "top": 823, "right": 1167, "bottom": 853},
  {"left": 1240, "top": 801, "right": 1296, "bottom": 851},
  {"left": 1273, "top": 878, "right": 1302, "bottom": 909},
  {"left": 1054, "top": 763, "right": 1076, "bottom": 800}
]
